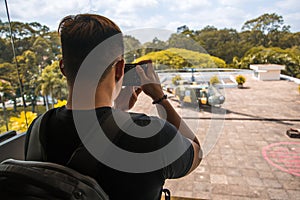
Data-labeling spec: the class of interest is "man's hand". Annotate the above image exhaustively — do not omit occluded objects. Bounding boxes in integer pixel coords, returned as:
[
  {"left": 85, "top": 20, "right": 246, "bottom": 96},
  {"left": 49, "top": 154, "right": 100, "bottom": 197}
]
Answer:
[
  {"left": 114, "top": 86, "right": 142, "bottom": 111},
  {"left": 136, "top": 61, "right": 164, "bottom": 101}
]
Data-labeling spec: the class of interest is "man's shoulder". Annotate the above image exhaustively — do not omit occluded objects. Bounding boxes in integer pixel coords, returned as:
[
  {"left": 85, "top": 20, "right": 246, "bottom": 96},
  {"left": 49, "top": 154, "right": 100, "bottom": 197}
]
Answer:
[{"left": 128, "top": 111, "right": 172, "bottom": 129}]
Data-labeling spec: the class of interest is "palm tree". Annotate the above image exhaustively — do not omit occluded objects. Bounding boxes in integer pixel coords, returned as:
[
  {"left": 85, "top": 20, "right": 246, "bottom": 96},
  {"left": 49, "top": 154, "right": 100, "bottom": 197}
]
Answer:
[{"left": 36, "top": 61, "right": 67, "bottom": 110}]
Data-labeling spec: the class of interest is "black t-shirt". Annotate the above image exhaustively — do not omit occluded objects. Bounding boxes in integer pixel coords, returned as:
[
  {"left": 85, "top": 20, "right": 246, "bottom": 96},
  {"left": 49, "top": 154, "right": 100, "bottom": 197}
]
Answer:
[{"left": 25, "top": 106, "right": 194, "bottom": 200}]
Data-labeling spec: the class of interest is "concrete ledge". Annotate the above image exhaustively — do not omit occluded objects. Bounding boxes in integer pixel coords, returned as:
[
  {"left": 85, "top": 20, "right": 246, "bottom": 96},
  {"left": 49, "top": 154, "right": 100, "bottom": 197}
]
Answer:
[
  {"left": 0, "top": 132, "right": 26, "bottom": 162},
  {"left": 161, "top": 197, "right": 205, "bottom": 200},
  {"left": 280, "top": 74, "right": 300, "bottom": 84}
]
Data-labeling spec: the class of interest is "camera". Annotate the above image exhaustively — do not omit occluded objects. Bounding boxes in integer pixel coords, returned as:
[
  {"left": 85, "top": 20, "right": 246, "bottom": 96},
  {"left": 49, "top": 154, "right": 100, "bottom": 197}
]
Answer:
[{"left": 122, "top": 61, "right": 150, "bottom": 86}]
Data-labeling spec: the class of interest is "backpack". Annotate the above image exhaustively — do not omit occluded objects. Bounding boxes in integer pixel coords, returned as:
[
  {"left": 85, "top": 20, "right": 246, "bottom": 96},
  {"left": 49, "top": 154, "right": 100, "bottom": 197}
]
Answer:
[
  {"left": 0, "top": 159, "right": 109, "bottom": 200},
  {"left": 0, "top": 109, "right": 109, "bottom": 200}
]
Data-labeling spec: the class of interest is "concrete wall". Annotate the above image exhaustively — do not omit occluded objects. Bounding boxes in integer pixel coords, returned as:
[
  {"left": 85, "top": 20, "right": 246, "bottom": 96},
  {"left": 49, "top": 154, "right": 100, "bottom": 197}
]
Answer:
[
  {"left": 250, "top": 64, "right": 285, "bottom": 81},
  {"left": 258, "top": 70, "right": 281, "bottom": 81},
  {"left": 0, "top": 132, "right": 26, "bottom": 162}
]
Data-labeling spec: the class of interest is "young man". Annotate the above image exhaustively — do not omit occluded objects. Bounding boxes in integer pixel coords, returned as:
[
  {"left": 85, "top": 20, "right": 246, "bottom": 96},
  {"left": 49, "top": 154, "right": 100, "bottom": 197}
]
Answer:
[{"left": 25, "top": 14, "right": 202, "bottom": 200}]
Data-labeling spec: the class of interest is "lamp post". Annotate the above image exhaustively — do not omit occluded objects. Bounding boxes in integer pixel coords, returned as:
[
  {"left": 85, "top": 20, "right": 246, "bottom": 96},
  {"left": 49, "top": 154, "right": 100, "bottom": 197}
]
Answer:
[
  {"left": 191, "top": 68, "right": 195, "bottom": 82},
  {"left": 0, "top": 92, "right": 9, "bottom": 131}
]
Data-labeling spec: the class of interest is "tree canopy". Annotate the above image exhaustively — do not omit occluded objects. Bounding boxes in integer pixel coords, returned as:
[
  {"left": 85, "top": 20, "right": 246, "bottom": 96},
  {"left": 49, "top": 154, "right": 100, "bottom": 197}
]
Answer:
[{"left": 135, "top": 48, "right": 226, "bottom": 69}]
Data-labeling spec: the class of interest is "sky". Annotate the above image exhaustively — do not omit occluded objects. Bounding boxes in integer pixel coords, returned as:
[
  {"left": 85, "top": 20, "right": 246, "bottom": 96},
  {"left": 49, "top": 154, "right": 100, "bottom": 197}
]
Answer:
[{"left": 1, "top": 0, "right": 300, "bottom": 42}]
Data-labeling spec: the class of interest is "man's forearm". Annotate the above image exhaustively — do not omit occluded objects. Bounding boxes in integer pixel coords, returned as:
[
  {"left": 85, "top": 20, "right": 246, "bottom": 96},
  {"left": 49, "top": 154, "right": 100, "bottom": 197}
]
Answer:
[{"left": 156, "top": 99, "right": 200, "bottom": 146}]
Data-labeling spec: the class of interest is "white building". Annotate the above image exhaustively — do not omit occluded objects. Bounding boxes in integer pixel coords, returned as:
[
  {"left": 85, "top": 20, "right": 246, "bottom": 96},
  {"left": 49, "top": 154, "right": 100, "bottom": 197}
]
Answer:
[{"left": 250, "top": 64, "right": 285, "bottom": 81}]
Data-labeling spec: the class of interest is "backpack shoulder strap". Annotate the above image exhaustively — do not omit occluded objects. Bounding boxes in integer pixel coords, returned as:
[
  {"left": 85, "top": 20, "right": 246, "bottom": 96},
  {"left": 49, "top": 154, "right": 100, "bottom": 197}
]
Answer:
[{"left": 25, "top": 108, "right": 57, "bottom": 161}]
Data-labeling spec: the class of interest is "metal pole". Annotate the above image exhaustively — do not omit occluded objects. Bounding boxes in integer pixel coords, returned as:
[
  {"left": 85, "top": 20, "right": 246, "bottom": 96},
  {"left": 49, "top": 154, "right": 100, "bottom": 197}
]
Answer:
[{"left": 4, "top": 0, "right": 29, "bottom": 128}]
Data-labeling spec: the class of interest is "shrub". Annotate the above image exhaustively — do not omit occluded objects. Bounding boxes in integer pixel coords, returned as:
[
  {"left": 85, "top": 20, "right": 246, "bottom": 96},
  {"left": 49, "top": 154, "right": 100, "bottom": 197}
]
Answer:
[
  {"left": 172, "top": 75, "right": 182, "bottom": 85},
  {"left": 210, "top": 75, "right": 220, "bottom": 85},
  {"left": 235, "top": 75, "right": 246, "bottom": 85}
]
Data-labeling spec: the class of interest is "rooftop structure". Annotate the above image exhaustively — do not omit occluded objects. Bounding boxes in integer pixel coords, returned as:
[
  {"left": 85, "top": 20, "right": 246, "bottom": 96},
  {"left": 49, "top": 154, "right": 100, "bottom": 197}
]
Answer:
[{"left": 250, "top": 64, "right": 285, "bottom": 81}]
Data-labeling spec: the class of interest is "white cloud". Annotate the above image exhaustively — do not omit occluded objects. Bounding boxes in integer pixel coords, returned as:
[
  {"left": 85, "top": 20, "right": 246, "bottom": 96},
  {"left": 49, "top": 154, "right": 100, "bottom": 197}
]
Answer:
[
  {"left": 1, "top": 0, "right": 299, "bottom": 33},
  {"left": 168, "top": 0, "right": 212, "bottom": 11},
  {"left": 1, "top": 0, "right": 91, "bottom": 29},
  {"left": 218, "top": 0, "right": 262, "bottom": 7},
  {"left": 275, "top": 0, "right": 300, "bottom": 11}
]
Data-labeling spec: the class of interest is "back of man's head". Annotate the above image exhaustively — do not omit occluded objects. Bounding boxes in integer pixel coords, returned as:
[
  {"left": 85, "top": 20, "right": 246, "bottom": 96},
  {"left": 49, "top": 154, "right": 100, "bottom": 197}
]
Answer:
[{"left": 58, "top": 14, "right": 124, "bottom": 85}]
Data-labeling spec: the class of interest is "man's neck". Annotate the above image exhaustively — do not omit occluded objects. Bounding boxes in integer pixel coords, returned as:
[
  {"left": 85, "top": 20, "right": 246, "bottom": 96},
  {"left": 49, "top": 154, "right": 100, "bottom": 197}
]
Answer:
[{"left": 66, "top": 85, "right": 114, "bottom": 110}]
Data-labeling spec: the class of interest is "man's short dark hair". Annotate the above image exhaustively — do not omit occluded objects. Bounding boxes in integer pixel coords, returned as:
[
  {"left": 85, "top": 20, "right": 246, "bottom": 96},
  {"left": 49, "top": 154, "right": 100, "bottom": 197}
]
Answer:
[{"left": 58, "top": 14, "right": 124, "bottom": 85}]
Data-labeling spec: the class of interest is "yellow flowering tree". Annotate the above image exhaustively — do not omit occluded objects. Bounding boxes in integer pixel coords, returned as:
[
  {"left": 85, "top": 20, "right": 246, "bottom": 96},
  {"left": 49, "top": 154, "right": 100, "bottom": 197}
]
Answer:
[
  {"left": 54, "top": 100, "right": 67, "bottom": 108},
  {"left": 9, "top": 111, "right": 37, "bottom": 133}
]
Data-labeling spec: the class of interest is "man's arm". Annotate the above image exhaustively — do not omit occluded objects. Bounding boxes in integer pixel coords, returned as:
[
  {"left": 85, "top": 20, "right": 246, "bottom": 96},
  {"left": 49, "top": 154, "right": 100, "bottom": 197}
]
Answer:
[
  {"left": 155, "top": 94, "right": 201, "bottom": 174},
  {"left": 114, "top": 86, "right": 142, "bottom": 111},
  {"left": 136, "top": 62, "right": 202, "bottom": 174}
]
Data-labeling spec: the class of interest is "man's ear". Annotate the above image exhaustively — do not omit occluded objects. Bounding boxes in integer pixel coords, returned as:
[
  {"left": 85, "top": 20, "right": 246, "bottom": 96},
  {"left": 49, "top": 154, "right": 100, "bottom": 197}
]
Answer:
[
  {"left": 115, "top": 59, "right": 124, "bottom": 82},
  {"left": 59, "top": 60, "right": 66, "bottom": 76}
]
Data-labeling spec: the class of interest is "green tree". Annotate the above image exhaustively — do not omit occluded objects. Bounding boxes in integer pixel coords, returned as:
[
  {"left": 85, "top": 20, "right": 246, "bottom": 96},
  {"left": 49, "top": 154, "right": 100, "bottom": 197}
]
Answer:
[
  {"left": 0, "top": 79, "right": 14, "bottom": 131},
  {"left": 32, "top": 36, "right": 52, "bottom": 68},
  {"left": 167, "top": 33, "right": 204, "bottom": 53},
  {"left": 192, "top": 26, "right": 247, "bottom": 64},
  {"left": 15, "top": 50, "right": 39, "bottom": 109},
  {"left": 37, "top": 61, "right": 67, "bottom": 110},
  {"left": 0, "top": 20, "right": 49, "bottom": 39},
  {"left": 0, "top": 62, "right": 20, "bottom": 111},
  {"left": 239, "top": 46, "right": 300, "bottom": 78},
  {"left": 123, "top": 35, "right": 142, "bottom": 63},
  {"left": 0, "top": 37, "right": 13, "bottom": 62},
  {"left": 241, "top": 13, "right": 290, "bottom": 33},
  {"left": 241, "top": 13, "right": 291, "bottom": 48},
  {"left": 271, "top": 32, "right": 300, "bottom": 49},
  {"left": 141, "top": 37, "right": 168, "bottom": 56}
]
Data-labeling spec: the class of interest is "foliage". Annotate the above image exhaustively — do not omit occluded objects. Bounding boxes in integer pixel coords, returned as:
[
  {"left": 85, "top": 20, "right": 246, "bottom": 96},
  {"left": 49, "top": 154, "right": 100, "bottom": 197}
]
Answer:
[
  {"left": 16, "top": 50, "right": 39, "bottom": 92},
  {"left": 238, "top": 46, "right": 300, "bottom": 78},
  {"left": 167, "top": 33, "right": 204, "bottom": 52},
  {"left": 124, "top": 35, "right": 142, "bottom": 63},
  {"left": 135, "top": 48, "right": 226, "bottom": 69},
  {"left": 210, "top": 75, "right": 220, "bottom": 85},
  {"left": 194, "top": 28, "right": 242, "bottom": 63},
  {"left": 298, "top": 85, "right": 300, "bottom": 94},
  {"left": 235, "top": 75, "right": 246, "bottom": 85},
  {"left": 0, "top": 79, "right": 14, "bottom": 99},
  {"left": 241, "top": 13, "right": 290, "bottom": 33},
  {"left": 172, "top": 75, "right": 182, "bottom": 85},
  {"left": 37, "top": 60, "right": 67, "bottom": 100},
  {"left": 0, "top": 105, "right": 47, "bottom": 134},
  {"left": 141, "top": 37, "right": 168, "bottom": 56},
  {"left": 54, "top": 99, "right": 67, "bottom": 108},
  {"left": 9, "top": 111, "right": 37, "bottom": 133},
  {"left": 169, "top": 13, "right": 299, "bottom": 67}
]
